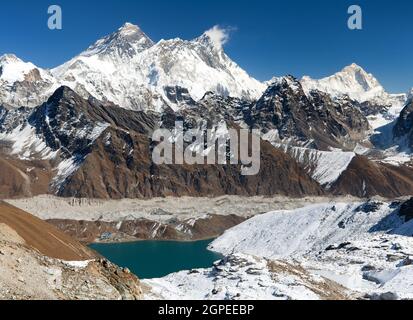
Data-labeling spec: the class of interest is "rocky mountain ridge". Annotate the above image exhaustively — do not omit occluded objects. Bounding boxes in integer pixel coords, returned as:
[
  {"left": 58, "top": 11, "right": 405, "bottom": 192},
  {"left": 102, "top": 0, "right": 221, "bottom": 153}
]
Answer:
[
  {"left": 0, "top": 86, "right": 327, "bottom": 199},
  {"left": 1, "top": 23, "right": 413, "bottom": 199}
]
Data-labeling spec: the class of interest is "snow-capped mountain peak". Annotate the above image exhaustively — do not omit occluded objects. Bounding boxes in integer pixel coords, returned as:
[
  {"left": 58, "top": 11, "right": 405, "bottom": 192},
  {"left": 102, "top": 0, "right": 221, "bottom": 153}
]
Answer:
[
  {"left": 301, "top": 63, "right": 385, "bottom": 102},
  {"left": 49, "top": 23, "right": 265, "bottom": 111},
  {"left": 119, "top": 22, "right": 142, "bottom": 35},
  {"left": 0, "top": 53, "right": 22, "bottom": 64},
  {"left": 80, "top": 22, "right": 154, "bottom": 59},
  {"left": 0, "top": 54, "right": 59, "bottom": 108},
  {"left": 341, "top": 63, "right": 382, "bottom": 91},
  {"left": 0, "top": 54, "right": 40, "bottom": 83}
]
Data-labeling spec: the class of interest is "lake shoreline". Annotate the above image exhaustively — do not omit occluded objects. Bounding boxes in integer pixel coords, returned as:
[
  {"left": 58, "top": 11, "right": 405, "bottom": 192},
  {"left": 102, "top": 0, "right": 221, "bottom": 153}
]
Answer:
[
  {"left": 89, "top": 239, "right": 223, "bottom": 279},
  {"left": 89, "top": 235, "right": 221, "bottom": 246}
]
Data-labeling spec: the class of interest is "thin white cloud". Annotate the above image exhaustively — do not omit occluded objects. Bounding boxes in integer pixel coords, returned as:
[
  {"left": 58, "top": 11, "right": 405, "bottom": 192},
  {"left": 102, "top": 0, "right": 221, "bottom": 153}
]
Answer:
[{"left": 204, "top": 25, "right": 235, "bottom": 50}]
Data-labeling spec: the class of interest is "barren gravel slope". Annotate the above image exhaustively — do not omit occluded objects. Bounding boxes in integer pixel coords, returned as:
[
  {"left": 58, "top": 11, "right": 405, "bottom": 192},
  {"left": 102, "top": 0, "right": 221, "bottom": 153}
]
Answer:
[
  {"left": 0, "top": 201, "right": 95, "bottom": 260},
  {"left": 0, "top": 208, "right": 144, "bottom": 300}
]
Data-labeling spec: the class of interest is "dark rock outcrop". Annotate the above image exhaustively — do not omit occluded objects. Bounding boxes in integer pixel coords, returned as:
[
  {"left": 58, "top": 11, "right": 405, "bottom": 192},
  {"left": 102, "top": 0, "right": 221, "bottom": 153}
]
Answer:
[
  {"left": 393, "top": 100, "right": 413, "bottom": 147},
  {"left": 246, "top": 77, "right": 370, "bottom": 150},
  {"left": 399, "top": 198, "right": 413, "bottom": 222}
]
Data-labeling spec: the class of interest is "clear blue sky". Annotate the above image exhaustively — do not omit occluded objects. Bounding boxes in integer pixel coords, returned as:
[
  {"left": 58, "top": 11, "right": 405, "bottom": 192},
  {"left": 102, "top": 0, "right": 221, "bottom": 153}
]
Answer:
[{"left": 0, "top": 0, "right": 411, "bottom": 93}]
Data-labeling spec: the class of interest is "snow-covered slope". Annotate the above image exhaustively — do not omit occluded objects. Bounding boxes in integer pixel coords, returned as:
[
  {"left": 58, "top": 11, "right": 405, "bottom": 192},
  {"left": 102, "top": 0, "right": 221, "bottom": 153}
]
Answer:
[
  {"left": 144, "top": 200, "right": 413, "bottom": 300},
  {"left": 0, "top": 54, "right": 58, "bottom": 108},
  {"left": 144, "top": 253, "right": 349, "bottom": 300},
  {"left": 211, "top": 202, "right": 391, "bottom": 257},
  {"left": 0, "top": 122, "right": 57, "bottom": 161},
  {"left": 52, "top": 23, "right": 265, "bottom": 111},
  {"left": 1, "top": 54, "right": 40, "bottom": 83},
  {"left": 209, "top": 201, "right": 413, "bottom": 299},
  {"left": 301, "top": 63, "right": 403, "bottom": 105},
  {"left": 279, "top": 145, "right": 355, "bottom": 188}
]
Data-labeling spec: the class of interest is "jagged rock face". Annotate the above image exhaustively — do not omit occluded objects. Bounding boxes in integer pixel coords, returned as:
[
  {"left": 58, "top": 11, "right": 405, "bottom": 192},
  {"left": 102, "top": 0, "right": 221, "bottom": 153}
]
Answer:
[
  {"left": 0, "top": 86, "right": 156, "bottom": 196},
  {"left": 162, "top": 92, "right": 250, "bottom": 135},
  {"left": 358, "top": 100, "right": 392, "bottom": 117},
  {"left": 0, "top": 86, "right": 325, "bottom": 199},
  {"left": 28, "top": 87, "right": 155, "bottom": 158},
  {"left": 58, "top": 125, "right": 324, "bottom": 199},
  {"left": 247, "top": 77, "right": 370, "bottom": 150},
  {"left": 1, "top": 85, "right": 413, "bottom": 199},
  {"left": 0, "top": 106, "right": 32, "bottom": 132},
  {"left": 29, "top": 87, "right": 105, "bottom": 157},
  {"left": 249, "top": 77, "right": 312, "bottom": 144},
  {"left": 307, "top": 91, "right": 370, "bottom": 145},
  {"left": 199, "top": 92, "right": 255, "bottom": 124},
  {"left": 164, "top": 86, "right": 196, "bottom": 107},
  {"left": 393, "top": 100, "right": 413, "bottom": 146},
  {"left": 0, "top": 75, "right": 55, "bottom": 109}
]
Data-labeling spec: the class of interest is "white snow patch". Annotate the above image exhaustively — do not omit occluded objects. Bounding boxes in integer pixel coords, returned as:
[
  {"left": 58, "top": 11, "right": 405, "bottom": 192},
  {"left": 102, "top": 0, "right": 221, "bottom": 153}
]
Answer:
[
  {"left": 0, "top": 125, "right": 57, "bottom": 160},
  {"left": 279, "top": 145, "right": 355, "bottom": 187},
  {"left": 61, "top": 260, "right": 93, "bottom": 269}
]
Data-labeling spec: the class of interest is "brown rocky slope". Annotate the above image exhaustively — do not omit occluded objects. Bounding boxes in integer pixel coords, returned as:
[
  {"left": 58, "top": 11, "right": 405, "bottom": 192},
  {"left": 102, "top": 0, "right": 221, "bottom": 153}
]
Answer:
[
  {"left": 0, "top": 200, "right": 94, "bottom": 260},
  {"left": 0, "top": 201, "right": 143, "bottom": 299},
  {"left": 59, "top": 126, "right": 325, "bottom": 199},
  {"left": 331, "top": 156, "right": 413, "bottom": 198}
]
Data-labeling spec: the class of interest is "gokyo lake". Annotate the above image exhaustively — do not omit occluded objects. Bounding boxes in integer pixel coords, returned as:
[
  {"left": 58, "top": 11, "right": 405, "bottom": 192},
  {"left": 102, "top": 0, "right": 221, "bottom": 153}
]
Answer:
[{"left": 90, "top": 239, "right": 223, "bottom": 279}]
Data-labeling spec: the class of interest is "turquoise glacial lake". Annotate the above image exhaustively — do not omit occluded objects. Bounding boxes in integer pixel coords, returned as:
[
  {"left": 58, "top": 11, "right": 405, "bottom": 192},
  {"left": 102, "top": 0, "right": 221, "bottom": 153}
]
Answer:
[{"left": 90, "top": 239, "right": 223, "bottom": 279}]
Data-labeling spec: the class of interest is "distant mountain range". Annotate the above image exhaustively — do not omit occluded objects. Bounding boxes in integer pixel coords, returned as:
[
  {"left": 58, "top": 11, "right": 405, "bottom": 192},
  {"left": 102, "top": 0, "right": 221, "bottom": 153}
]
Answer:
[
  {"left": 1, "top": 23, "right": 413, "bottom": 199},
  {"left": 0, "top": 23, "right": 265, "bottom": 111}
]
